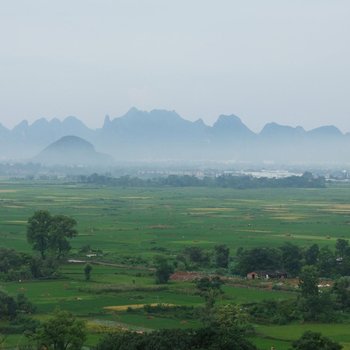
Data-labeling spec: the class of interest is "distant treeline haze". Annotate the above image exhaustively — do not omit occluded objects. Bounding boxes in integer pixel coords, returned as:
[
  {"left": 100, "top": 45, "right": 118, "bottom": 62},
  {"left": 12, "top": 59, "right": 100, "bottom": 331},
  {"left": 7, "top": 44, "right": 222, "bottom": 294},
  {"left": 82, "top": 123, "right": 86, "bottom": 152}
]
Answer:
[{"left": 72, "top": 172, "right": 325, "bottom": 189}]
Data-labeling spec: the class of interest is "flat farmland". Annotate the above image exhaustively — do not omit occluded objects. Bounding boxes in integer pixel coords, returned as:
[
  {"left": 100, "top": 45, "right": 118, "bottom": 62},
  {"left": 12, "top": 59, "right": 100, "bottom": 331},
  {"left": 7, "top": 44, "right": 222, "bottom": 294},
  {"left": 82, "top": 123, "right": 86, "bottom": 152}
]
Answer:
[
  {"left": 1, "top": 180, "right": 350, "bottom": 348},
  {"left": 1, "top": 181, "right": 350, "bottom": 256}
]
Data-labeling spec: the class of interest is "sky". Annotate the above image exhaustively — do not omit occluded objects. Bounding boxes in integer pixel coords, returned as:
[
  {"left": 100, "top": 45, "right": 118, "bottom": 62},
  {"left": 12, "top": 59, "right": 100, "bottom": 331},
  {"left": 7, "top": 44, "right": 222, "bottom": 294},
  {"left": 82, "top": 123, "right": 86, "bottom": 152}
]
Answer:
[{"left": 0, "top": 0, "right": 349, "bottom": 132}]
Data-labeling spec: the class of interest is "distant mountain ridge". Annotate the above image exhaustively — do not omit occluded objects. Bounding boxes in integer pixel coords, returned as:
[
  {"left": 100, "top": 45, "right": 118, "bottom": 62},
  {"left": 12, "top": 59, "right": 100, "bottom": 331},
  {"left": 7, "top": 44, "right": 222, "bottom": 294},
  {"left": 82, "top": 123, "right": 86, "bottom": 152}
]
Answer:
[{"left": 0, "top": 108, "right": 349, "bottom": 163}]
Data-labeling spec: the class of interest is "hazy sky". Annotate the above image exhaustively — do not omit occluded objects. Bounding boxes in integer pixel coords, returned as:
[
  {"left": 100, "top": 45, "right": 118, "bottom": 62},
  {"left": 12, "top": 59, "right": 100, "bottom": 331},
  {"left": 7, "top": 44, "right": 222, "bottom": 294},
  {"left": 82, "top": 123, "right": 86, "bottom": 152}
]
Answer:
[{"left": 0, "top": 0, "right": 349, "bottom": 132}]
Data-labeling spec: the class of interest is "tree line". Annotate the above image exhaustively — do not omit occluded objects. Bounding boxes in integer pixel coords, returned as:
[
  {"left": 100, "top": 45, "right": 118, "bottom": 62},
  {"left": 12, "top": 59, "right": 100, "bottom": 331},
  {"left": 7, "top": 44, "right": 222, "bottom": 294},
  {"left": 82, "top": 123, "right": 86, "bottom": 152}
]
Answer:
[
  {"left": 72, "top": 171, "right": 326, "bottom": 189},
  {"left": 158, "top": 240, "right": 350, "bottom": 279},
  {"left": 235, "top": 239, "right": 350, "bottom": 278}
]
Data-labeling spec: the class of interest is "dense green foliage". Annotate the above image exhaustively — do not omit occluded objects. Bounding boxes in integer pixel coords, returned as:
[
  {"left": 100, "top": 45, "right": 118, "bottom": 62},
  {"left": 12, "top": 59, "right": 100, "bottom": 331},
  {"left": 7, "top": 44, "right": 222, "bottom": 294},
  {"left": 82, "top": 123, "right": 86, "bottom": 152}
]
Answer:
[
  {"left": 0, "top": 247, "right": 62, "bottom": 281},
  {"left": 234, "top": 239, "right": 350, "bottom": 278},
  {"left": 291, "top": 331, "right": 342, "bottom": 350},
  {"left": 94, "top": 328, "right": 258, "bottom": 350},
  {"left": 154, "top": 257, "right": 174, "bottom": 284},
  {"left": 0, "top": 210, "right": 78, "bottom": 282},
  {"left": 27, "top": 210, "right": 77, "bottom": 259},
  {"left": 332, "top": 277, "right": 350, "bottom": 310},
  {"left": 0, "top": 290, "right": 35, "bottom": 320},
  {"left": 214, "top": 244, "right": 230, "bottom": 268},
  {"left": 0, "top": 248, "right": 32, "bottom": 281},
  {"left": 244, "top": 265, "right": 350, "bottom": 324},
  {"left": 33, "top": 310, "right": 86, "bottom": 350},
  {"left": 299, "top": 266, "right": 319, "bottom": 298},
  {"left": 235, "top": 247, "right": 283, "bottom": 275}
]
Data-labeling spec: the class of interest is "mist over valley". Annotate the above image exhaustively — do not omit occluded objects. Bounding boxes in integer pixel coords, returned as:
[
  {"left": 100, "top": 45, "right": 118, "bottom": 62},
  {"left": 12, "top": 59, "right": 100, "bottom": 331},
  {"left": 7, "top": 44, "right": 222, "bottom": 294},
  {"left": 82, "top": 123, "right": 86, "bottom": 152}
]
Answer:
[{"left": 1, "top": 108, "right": 349, "bottom": 167}]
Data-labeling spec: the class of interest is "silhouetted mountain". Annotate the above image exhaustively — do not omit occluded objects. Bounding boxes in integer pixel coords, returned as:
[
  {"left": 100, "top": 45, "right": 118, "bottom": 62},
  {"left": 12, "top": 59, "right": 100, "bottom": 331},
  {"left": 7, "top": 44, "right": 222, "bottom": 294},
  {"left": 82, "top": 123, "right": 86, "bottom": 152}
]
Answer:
[
  {"left": 34, "top": 136, "right": 112, "bottom": 166},
  {"left": 212, "top": 115, "right": 255, "bottom": 138},
  {"left": 0, "top": 108, "right": 349, "bottom": 164},
  {"left": 97, "top": 108, "right": 210, "bottom": 160},
  {"left": 206, "top": 115, "right": 256, "bottom": 160},
  {"left": 12, "top": 120, "right": 29, "bottom": 137},
  {"left": 0, "top": 123, "right": 8, "bottom": 134},
  {"left": 307, "top": 125, "right": 343, "bottom": 138},
  {"left": 4, "top": 117, "right": 95, "bottom": 159},
  {"left": 106, "top": 108, "right": 207, "bottom": 139},
  {"left": 260, "top": 123, "right": 305, "bottom": 139}
]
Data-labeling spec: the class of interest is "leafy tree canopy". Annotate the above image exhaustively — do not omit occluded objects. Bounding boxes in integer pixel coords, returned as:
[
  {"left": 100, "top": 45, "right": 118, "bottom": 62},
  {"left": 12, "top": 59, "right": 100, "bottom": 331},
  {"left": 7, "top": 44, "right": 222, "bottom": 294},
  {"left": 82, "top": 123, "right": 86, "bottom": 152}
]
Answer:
[
  {"left": 34, "top": 310, "right": 86, "bottom": 350},
  {"left": 292, "top": 331, "right": 342, "bottom": 350},
  {"left": 154, "top": 256, "right": 174, "bottom": 284},
  {"left": 27, "top": 211, "right": 77, "bottom": 260},
  {"left": 94, "top": 327, "right": 257, "bottom": 350},
  {"left": 298, "top": 265, "right": 319, "bottom": 298}
]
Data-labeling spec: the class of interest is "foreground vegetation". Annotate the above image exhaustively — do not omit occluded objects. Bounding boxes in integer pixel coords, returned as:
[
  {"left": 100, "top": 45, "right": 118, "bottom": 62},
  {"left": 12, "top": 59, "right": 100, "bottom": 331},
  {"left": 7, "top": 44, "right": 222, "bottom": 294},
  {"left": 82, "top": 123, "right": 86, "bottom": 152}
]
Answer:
[{"left": 1, "top": 179, "right": 350, "bottom": 348}]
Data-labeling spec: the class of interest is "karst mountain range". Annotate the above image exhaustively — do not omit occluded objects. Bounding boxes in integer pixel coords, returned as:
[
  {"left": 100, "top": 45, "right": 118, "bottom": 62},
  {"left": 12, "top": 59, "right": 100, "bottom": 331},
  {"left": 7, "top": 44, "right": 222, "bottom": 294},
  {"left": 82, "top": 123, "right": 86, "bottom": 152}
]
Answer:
[{"left": 0, "top": 108, "right": 348, "bottom": 164}]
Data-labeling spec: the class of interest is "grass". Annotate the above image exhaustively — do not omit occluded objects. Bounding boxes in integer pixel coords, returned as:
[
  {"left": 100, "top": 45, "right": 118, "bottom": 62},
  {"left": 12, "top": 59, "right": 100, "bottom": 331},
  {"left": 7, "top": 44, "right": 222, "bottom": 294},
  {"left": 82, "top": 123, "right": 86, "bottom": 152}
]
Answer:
[
  {"left": 2, "top": 180, "right": 350, "bottom": 348},
  {"left": 2, "top": 182, "right": 350, "bottom": 256}
]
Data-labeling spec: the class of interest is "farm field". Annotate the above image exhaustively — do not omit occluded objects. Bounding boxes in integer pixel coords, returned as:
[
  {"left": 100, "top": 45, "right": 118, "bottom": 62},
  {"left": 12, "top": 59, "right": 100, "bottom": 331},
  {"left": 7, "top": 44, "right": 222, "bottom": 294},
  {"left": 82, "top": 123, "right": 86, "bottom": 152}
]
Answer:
[{"left": 1, "top": 180, "right": 350, "bottom": 348}]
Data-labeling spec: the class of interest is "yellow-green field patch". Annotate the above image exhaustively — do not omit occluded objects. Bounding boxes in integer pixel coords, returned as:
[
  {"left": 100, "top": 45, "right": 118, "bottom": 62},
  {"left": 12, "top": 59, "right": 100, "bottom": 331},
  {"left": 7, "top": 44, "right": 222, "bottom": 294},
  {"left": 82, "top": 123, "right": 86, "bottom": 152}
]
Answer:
[
  {"left": 272, "top": 215, "right": 306, "bottom": 221},
  {"left": 190, "top": 208, "right": 234, "bottom": 212},
  {"left": 3, "top": 220, "right": 27, "bottom": 225},
  {"left": 104, "top": 303, "right": 175, "bottom": 311}
]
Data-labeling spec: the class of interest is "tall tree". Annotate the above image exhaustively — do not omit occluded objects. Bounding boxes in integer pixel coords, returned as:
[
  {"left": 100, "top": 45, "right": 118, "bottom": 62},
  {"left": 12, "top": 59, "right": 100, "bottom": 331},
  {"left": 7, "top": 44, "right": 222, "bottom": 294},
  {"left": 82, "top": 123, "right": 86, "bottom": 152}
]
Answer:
[
  {"left": 298, "top": 265, "right": 319, "bottom": 298},
  {"left": 35, "top": 310, "right": 86, "bottom": 350},
  {"left": 332, "top": 277, "right": 350, "bottom": 310},
  {"left": 27, "top": 211, "right": 78, "bottom": 260},
  {"left": 27, "top": 210, "right": 52, "bottom": 259},
  {"left": 297, "top": 266, "right": 329, "bottom": 321},
  {"left": 49, "top": 215, "right": 77, "bottom": 258},
  {"left": 280, "top": 243, "right": 302, "bottom": 276},
  {"left": 304, "top": 244, "right": 320, "bottom": 265},
  {"left": 196, "top": 276, "right": 224, "bottom": 306},
  {"left": 196, "top": 276, "right": 224, "bottom": 326},
  {"left": 335, "top": 239, "right": 349, "bottom": 258},
  {"left": 318, "top": 246, "right": 336, "bottom": 277},
  {"left": 154, "top": 256, "right": 174, "bottom": 284},
  {"left": 214, "top": 245, "right": 230, "bottom": 268}
]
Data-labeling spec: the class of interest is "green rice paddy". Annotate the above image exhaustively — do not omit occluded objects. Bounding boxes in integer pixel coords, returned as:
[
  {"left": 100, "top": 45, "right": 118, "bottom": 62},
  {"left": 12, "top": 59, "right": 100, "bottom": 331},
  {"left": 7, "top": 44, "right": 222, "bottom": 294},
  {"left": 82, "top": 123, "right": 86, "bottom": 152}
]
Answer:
[{"left": 1, "top": 180, "right": 350, "bottom": 348}]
